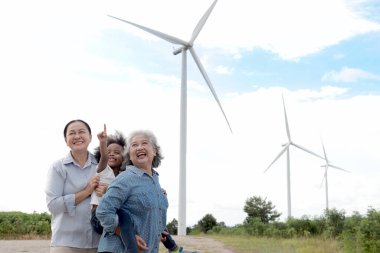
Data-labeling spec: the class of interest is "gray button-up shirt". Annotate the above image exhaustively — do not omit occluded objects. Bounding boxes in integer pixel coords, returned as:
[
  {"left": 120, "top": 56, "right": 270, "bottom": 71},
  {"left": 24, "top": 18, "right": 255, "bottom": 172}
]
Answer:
[{"left": 45, "top": 152, "right": 100, "bottom": 249}]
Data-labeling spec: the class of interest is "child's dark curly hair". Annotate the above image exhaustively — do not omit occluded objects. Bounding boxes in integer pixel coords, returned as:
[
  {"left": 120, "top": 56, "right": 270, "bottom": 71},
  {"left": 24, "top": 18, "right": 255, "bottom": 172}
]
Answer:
[{"left": 94, "top": 130, "right": 127, "bottom": 169}]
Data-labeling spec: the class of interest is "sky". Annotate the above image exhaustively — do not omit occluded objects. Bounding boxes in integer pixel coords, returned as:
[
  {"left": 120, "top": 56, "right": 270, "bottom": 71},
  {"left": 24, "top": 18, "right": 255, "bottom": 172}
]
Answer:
[{"left": 0, "top": 0, "right": 380, "bottom": 227}]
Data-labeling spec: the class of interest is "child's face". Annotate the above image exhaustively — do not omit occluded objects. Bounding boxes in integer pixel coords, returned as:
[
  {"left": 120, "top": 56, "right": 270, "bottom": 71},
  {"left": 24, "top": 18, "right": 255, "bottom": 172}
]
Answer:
[{"left": 107, "top": 143, "right": 124, "bottom": 169}]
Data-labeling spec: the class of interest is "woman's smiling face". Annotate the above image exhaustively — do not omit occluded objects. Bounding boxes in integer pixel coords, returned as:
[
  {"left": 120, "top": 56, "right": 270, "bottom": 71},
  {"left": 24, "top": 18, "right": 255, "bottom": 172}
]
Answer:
[
  {"left": 65, "top": 121, "right": 92, "bottom": 152},
  {"left": 129, "top": 134, "right": 156, "bottom": 170}
]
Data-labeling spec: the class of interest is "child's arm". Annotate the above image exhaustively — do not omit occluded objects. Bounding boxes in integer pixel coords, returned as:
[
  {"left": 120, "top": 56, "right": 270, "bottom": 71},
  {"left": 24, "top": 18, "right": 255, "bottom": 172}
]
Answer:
[{"left": 97, "top": 124, "right": 109, "bottom": 173}]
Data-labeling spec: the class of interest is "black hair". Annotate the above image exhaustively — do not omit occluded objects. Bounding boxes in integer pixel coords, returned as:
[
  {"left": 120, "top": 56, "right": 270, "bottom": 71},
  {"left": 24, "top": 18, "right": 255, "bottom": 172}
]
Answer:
[
  {"left": 94, "top": 130, "right": 127, "bottom": 163},
  {"left": 63, "top": 119, "right": 91, "bottom": 138}
]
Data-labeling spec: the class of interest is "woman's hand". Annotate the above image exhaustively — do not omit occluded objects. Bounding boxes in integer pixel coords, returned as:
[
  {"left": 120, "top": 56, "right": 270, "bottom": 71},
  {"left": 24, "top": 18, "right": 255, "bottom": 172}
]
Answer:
[
  {"left": 95, "top": 183, "right": 108, "bottom": 197},
  {"left": 136, "top": 235, "right": 148, "bottom": 252},
  {"left": 75, "top": 175, "right": 99, "bottom": 205},
  {"left": 87, "top": 175, "right": 100, "bottom": 194}
]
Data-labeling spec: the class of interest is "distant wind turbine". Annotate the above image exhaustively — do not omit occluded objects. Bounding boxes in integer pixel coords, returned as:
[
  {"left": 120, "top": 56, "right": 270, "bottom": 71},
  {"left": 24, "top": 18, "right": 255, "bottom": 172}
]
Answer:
[
  {"left": 319, "top": 140, "right": 349, "bottom": 210},
  {"left": 264, "top": 95, "right": 324, "bottom": 219},
  {"left": 108, "top": 0, "right": 232, "bottom": 236}
]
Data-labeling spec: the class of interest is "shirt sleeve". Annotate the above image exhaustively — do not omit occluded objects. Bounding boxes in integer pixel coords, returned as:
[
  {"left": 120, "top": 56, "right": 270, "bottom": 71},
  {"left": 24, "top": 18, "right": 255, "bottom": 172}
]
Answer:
[
  {"left": 96, "top": 175, "right": 127, "bottom": 234},
  {"left": 91, "top": 166, "right": 115, "bottom": 206},
  {"left": 45, "top": 162, "right": 76, "bottom": 216},
  {"left": 99, "top": 165, "right": 115, "bottom": 184}
]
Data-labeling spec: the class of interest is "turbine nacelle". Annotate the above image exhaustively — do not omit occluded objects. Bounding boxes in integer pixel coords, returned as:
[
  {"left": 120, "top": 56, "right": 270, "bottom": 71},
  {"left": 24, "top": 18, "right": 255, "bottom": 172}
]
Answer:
[{"left": 173, "top": 46, "right": 187, "bottom": 55}]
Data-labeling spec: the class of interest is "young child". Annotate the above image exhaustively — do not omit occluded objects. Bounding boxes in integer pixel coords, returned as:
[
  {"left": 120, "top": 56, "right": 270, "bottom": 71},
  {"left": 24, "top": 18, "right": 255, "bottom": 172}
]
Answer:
[{"left": 90, "top": 124, "right": 115, "bottom": 209}]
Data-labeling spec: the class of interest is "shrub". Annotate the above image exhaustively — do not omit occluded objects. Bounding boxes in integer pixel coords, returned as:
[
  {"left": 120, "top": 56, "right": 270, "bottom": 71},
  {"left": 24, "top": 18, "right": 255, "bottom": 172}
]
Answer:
[
  {"left": 359, "top": 207, "right": 380, "bottom": 252},
  {"left": 0, "top": 211, "right": 51, "bottom": 239},
  {"left": 197, "top": 214, "right": 217, "bottom": 234}
]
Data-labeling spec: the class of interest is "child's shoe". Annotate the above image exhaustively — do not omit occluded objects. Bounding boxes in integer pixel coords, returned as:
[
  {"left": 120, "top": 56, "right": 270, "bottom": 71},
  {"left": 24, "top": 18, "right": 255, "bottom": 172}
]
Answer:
[{"left": 170, "top": 246, "right": 200, "bottom": 253}]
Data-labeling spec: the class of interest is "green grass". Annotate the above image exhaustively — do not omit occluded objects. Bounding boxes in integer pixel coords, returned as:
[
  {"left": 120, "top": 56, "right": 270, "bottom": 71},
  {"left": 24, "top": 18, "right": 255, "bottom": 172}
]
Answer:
[{"left": 208, "top": 234, "right": 342, "bottom": 253}]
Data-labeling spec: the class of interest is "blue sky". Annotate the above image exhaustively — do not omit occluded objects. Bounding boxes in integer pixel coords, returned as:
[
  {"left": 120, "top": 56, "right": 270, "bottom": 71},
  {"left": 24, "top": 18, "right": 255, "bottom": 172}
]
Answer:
[{"left": 0, "top": 0, "right": 379, "bottom": 227}]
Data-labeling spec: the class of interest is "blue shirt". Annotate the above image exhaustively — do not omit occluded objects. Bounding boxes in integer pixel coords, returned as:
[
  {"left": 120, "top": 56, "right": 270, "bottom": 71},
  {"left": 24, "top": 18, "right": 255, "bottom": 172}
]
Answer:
[
  {"left": 96, "top": 165, "right": 168, "bottom": 253},
  {"left": 45, "top": 152, "right": 100, "bottom": 249}
]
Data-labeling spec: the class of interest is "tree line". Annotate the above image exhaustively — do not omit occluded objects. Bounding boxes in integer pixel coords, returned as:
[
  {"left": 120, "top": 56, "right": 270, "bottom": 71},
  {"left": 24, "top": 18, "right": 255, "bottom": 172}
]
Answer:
[
  {"left": 168, "top": 196, "right": 380, "bottom": 252},
  {"left": 1, "top": 195, "right": 379, "bottom": 252}
]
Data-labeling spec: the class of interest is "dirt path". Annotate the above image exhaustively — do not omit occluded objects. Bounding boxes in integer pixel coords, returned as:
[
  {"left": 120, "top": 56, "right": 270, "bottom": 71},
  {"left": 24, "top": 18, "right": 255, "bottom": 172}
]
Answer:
[
  {"left": 172, "top": 236, "right": 236, "bottom": 253},
  {"left": 0, "top": 236, "right": 236, "bottom": 253}
]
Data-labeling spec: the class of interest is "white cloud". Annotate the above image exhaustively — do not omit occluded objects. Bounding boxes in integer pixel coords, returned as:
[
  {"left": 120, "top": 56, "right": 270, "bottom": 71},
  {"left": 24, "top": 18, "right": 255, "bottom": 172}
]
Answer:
[
  {"left": 292, "top": 86, "right": 349, "bottom": 100},
  {"left": 214, "top": 65, "right": 234, "bottom": 75},
  {"left": 322, "top": 67, "right": 380, "bottom": 82},
  {"left": 103, "top": 0, "right": 380, "bottom": 61}
]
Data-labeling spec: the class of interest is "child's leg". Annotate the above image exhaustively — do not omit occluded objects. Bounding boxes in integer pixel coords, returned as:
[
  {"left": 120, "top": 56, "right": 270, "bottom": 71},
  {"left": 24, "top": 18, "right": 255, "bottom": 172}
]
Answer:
[
  {"left": 117, "top": 209, "right": 139, "bottom": 253},
  {"left": 161, "top": 228, "right": 201, "bottom": 253},
  {"left": 90, "top": 206, "right": 103, "bottom": 235},
  {"left": 161, "top": 227, "right": 178, "bottom": 251}
]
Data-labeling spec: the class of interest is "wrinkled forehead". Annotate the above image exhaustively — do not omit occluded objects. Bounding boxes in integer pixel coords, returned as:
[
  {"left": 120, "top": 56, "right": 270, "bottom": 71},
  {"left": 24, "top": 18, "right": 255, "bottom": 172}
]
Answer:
[{"left": 130, "top": 133, "right": 150, "bottom": 143}]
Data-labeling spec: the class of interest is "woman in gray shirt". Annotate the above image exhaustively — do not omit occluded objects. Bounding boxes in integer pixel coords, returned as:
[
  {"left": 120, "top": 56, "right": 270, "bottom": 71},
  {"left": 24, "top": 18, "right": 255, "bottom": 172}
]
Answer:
[{"left": 45, "top": 119, "right": 105, "bottom": 253}]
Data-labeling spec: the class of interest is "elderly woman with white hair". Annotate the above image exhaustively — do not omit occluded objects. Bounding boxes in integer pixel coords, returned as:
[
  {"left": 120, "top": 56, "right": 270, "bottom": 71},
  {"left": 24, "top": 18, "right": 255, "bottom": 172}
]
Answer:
[{"left": 96, "top": 130, "right": 168, "bottom": 253}]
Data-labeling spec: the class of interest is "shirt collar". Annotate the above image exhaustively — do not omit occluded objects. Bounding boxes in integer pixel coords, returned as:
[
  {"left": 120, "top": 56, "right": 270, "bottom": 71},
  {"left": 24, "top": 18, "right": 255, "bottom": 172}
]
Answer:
[
  {"left": 127, "top": 165, "right": 159, "bottom": 177},
  {"left": 63, "top": 151, "right": 97, "bottom": 166}
]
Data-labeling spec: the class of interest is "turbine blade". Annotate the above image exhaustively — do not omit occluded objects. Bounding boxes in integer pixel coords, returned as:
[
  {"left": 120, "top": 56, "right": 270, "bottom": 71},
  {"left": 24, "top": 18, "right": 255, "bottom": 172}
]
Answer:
[
  {"left": 320, "top": 169, "right": 327, "bottom": 188},
  {"left": 282, "top": 94, "right": 291, "bottom": 142},
  {"left": 328, "top": 163, "right": 350, "bottom": 173},
  {"left": 264, "top": 144, "right": 289, "bottom": 173},
  {"left": 321, "top": 140, "right": 349, "bottom": 172},
  {"left": 321, "top": 140, "right": 328, "bottom": 161},
  {"left": 189, "top": 47, "right": 233, "bottom": 133},
  {"left": 291, "top": 143, "right": 325, "bottom": 160},
  {"left": 190, "top": 0, "right": 218, "bottom": 44},
  {"left": 108, "top": 15, "right": 189, "bottom": 46}
]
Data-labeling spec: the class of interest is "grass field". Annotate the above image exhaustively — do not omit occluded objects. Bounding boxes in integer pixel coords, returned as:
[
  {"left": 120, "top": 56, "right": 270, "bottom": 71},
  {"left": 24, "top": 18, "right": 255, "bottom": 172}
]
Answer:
[{"left": 207, "top": 235, "right": 343, "bottom": 253}]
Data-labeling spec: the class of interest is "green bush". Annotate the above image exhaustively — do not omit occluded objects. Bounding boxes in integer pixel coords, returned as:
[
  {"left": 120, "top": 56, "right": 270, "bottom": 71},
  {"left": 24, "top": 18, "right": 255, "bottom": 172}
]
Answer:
[
  {"left": 323, "top": 208, "right": 346, "bottom": 237},
  {"left": 359, "top": 208, "right": 380, "bottom": 252},
  {"left": 244, "top": 217, "right": 266, "bottom": 236},
  {"left": 339, "top": 211, "right": 362, "bottom": 252},
  {"left": 166, "top": 218, "right": 178, "bottom": 235},
  {"left": 265, "top": 221, "right": 289, "bottom": 238},
  {"left": 197, "top": 213, "right": 217, "bottom": 234},
  {"left": 287, "top": 216, "right": 321, "bottom": 237},
  {"left": 0, "top": 211, "right": 51, "bottom": 239},
  {"left": 339, "top": 208, "right": 380, "bottom": 252}
]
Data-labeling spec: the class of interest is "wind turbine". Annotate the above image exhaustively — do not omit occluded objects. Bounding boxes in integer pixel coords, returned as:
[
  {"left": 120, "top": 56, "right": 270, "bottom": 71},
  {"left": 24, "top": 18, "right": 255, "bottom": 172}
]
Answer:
[
  {"left": 264, "top": 95, "right": 324, "bottom": 219},
  {"left": 319, "top": 140, "right": 349, "bottom": 211},
  {"left": 108, "top": 0, "right": 232, "bottom": 236}
]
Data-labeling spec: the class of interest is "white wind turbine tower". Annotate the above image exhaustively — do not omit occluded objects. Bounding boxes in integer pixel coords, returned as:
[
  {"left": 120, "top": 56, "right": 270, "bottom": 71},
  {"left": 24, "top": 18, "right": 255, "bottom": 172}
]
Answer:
[
  {"left": 108, "top": 0, "right": 232, "bottom": 236},
  {"left": 264, "top": 95, "right": 324, "bottom": 219},
  {"left": 320, "top": 140, "right": 349, "bottom": 210}
]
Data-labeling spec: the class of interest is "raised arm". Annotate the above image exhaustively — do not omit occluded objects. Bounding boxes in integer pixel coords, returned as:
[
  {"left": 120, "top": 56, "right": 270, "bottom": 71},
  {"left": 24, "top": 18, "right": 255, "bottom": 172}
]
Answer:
[{"left": 97, "top": 124, "right": 109, "bottom": 173}]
